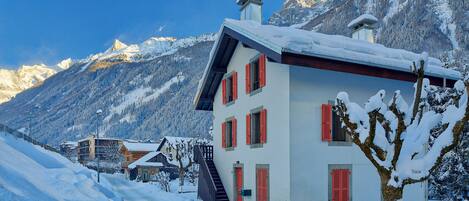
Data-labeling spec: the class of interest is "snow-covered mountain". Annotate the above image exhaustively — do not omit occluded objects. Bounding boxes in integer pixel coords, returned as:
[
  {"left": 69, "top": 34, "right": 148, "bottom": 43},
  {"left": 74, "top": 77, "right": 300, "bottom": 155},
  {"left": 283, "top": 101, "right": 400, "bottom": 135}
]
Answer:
[
  {"left": 0, "top": 35, "right": 215, "bottom": 145},
  {"left": 0, "top": 59, "right": 73, "bottom": 104},
  {"left": 269, "top": 0, "right": 468, "bottom": 70}
]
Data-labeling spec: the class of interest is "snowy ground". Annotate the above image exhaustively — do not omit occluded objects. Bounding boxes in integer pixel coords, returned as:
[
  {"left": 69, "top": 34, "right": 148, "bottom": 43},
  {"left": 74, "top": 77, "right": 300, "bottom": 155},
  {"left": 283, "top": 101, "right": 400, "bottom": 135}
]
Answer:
[{"left": 0, "top": 132, "right": 199, "bottom": 201}]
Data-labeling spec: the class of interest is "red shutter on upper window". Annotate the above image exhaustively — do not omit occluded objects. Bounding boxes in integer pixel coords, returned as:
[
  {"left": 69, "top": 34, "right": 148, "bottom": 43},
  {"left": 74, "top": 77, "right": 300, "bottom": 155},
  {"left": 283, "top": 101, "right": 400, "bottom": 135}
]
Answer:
[
  {"left": 245, "top": 63, "right": 251, "bottom": 94},
  {"left": 259, "top": 54, "right": 266, "bottom": 88},
  {"left": 260, "top": 109, "right": 267, "bottom": 144},
  {"left": 221, "top": 122, "right": 226, "bottom": 148},
  {"left": 222, "top": 79, "right": 227, "bottom": 105},
  {"left": 233, "top": 72, "right": 238, "bottom": 100},
  {"left": 232, "top": 118, "right": 237, "bottom": 147},
  {"left": 246, "top": 114, "right": 251, "bottom": 145},
  {"left": 321, "top": 104, "right": 332, "bottom": 142}
]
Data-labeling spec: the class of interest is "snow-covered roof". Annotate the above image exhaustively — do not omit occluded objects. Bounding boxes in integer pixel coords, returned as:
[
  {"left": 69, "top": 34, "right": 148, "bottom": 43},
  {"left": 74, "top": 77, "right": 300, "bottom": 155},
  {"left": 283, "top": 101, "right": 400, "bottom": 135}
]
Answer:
[
  {"left": 224, "top": 19, "right": 460, "bottom": 79},
  {"left": 128, "top": 151, "right": 164, "bottom": 169},
  {"left": 347, "top": 14, "right": 378, "bottom": 28},
  {"left": 194, "top": 19, "right": 461, "bottom": 111},
  {"left": 122, "top": 142, "right": 159, "bottom": 152},
  {"left": 78, "top": 136, "right": 121, "bottom": 143},
  {"left": 157, "top": 136, "right": 196, "bottom": 151},
  {"left": 61, "top": 141, "right": 78, "bottom": 147},
  {"left": 164, "top": 136, "right": 195, "bottom": 144}
]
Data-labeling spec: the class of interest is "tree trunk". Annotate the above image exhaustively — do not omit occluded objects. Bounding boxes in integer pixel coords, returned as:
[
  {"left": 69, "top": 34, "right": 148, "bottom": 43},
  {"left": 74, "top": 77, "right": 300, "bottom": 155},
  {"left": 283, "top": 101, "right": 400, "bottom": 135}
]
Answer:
[
  {"left": 179, "top": 168, "right": 185, "bottom": 186},
  {"left": 380, "top": 174, "right": 404, "bottom": 201}
]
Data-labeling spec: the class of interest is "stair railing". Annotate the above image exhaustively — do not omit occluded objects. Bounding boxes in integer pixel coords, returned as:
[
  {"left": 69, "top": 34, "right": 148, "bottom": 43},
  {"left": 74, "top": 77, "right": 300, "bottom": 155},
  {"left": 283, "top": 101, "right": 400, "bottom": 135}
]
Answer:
[{"left": 195, "top": 145, "right": 219, "bottom": 201}]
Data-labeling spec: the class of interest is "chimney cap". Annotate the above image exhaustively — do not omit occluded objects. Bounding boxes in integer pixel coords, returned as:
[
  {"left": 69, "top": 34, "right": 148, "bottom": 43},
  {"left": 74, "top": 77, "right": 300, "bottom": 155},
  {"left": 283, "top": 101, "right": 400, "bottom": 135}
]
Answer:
[
  {"left": 347, "top": 14, "right": 378, "bottom": 29},
  {"left": 236, "top": 0, "right": 262, "bottom": 6}
]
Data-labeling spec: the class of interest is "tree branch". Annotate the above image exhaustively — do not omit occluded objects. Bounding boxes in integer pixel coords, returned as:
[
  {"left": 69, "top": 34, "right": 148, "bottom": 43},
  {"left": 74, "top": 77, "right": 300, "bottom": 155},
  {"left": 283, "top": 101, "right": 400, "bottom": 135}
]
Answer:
[
  {"left": 335, "top": 101, "right": 388, "bottom": 173},
  {"left": 367, "top": 111, "right": 387, "bottom": 161},
  {"left": 411, "top": 61, "right": 425, "bottom": 123}
]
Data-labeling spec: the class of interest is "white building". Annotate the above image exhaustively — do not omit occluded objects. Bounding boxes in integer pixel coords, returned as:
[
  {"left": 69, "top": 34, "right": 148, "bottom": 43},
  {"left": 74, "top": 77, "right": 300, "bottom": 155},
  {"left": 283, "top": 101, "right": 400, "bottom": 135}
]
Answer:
[{"left": 193, "top": 1, "right": 460, "bottom": 201}]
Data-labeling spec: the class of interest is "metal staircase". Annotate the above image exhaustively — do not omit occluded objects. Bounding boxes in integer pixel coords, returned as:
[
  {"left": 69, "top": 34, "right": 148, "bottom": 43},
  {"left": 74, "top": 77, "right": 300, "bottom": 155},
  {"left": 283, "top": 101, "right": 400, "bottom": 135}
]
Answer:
[{"left": 195, "top": 145, "right": 228, "bottom": 201}]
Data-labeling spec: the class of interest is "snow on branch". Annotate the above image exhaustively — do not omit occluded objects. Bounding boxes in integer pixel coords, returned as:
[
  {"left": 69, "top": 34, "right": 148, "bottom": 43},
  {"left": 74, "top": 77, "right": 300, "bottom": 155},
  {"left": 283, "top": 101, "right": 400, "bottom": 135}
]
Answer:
[{"left": 334, "top": 54, "right": 469, "bottom": 200}]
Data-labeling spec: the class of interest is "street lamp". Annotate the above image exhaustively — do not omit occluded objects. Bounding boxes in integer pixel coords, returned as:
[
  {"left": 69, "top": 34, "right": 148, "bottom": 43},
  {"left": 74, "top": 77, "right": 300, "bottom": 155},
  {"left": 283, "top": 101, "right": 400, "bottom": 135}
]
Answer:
[{"left": 96, "top": 109, "right": 102, "bottom": 183}]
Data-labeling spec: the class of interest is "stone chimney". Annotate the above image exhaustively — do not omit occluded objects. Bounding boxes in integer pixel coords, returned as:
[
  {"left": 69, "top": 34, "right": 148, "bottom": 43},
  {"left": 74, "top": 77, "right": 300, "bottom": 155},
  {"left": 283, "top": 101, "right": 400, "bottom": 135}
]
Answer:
[
  {"left": 347, "top": 14, "right": 378, "bottom": 43},
  {"left": 237, "top": 0, "right": 263, "bottom": 23}
]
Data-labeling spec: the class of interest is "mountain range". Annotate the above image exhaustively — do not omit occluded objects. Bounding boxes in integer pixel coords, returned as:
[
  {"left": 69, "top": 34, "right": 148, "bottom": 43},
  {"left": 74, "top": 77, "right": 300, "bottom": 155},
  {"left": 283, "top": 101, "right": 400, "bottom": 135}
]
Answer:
[
  {"left": 0, "top": 59, "right": 72, "bottom": 103},
  {"left": 0, "top": 36, "right": 214, "bottom": 145},
  {"left": 270, "top": 0, "right": 468, "bottom": 70}
]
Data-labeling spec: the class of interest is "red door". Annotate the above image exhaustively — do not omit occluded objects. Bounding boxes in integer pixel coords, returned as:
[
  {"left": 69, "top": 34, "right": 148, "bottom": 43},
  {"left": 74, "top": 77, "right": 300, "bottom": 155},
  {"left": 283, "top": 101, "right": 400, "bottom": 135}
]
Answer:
[{"left": 235, "top": 167, "right": 243, "bottom": 201}]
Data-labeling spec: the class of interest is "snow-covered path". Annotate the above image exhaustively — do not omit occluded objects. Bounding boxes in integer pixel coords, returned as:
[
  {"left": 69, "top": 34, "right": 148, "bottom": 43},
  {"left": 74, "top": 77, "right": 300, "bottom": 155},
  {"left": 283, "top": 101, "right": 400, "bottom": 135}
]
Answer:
[{"left": 0, "top": 132, "right": 198, "bottom": 201}]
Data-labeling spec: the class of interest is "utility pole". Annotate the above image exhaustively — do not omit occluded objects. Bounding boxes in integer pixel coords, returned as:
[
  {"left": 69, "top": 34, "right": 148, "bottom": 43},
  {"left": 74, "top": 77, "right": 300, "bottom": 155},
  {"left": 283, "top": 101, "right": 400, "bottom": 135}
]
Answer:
[{"left": 96, "top": 109, "right": 102, "bottom": 183}]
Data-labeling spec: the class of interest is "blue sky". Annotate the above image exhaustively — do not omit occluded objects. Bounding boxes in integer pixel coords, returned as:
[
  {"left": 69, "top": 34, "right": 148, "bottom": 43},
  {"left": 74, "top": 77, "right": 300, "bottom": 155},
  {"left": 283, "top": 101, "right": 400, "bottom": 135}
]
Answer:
[{"left": 0, "top": 0, "right": 283, "bottom": 69}]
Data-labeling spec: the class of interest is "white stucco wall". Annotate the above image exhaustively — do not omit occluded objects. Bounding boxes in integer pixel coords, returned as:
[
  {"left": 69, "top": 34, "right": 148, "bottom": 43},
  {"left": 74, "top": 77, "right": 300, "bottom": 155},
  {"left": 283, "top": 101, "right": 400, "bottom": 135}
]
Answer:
[
  {"left": 213, "top": 43, "right": 291, "bottom": 201},
  {"left": 289, "top": 66, "right": 427, "bottom": 201}
]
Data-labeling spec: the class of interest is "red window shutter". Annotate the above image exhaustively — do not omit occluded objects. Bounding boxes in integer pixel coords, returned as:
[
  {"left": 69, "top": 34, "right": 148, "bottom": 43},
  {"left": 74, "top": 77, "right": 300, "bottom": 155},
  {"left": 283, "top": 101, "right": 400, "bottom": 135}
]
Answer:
[
  {"left": 222, "top": 79, "right": 227, "bottom": 105},
  {"left": 246, "top": 114, "right": 251, "bottom": 145},
  {"left": 260, "top": 109, "right": 267, "bottom": 144},
  {"left": 232, "top": 118, "right": 237, "bottom": 147},
  {"left": 259, "top": 54, "right": 266, "bottom": 87},
  {"left": 235, "top": 168, "right": 243, "bottom": 201},
  {"left": 342, "top": 170, "right": 350, "bottom": 201},
  {"left": 257, "top": 168, "right": 268, "bottom": 201},
  {"left": 256, "top": 169, "right": 261, "bottom": 201},
  {"left": 245, "top": 63, "right": 251, "bottom": 94},
  {"left": 332, "top": 170, "right": 341, "bottom": 201},
  {"left": 221, "top": 122, "right": 226, "bottom": 148},
  {"left": 321, "top": 104, "right": 332, "bottom": 141},
  {"left": 233, "top": 72, "right": 238, "bottom": 100}
]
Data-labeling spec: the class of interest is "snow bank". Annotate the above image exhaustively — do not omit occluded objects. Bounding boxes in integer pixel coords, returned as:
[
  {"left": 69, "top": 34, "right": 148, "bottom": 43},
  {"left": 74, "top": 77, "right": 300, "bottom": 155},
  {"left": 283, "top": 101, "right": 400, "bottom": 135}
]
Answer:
[{"left": 0, "top": 133, "right": 196, "bottom": 201}]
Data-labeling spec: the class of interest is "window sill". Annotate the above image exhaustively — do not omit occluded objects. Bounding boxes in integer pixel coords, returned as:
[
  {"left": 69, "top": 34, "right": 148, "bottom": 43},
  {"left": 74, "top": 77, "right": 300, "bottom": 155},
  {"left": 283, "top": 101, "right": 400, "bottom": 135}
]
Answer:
[
  {"left": 225, "top": 147, "right": 235, "bottom": 151},
  {"left": 249, "top": 88, "right": 262, "bottom": 96},
  {"left": 225, "top": 100, "right": 235, "bottom": 107},
  {"left": 328, "top": 141, "right": 353, "bottom": 146},
  {"left": 249, "top": 143, "right": 264, "bottom": 149}
]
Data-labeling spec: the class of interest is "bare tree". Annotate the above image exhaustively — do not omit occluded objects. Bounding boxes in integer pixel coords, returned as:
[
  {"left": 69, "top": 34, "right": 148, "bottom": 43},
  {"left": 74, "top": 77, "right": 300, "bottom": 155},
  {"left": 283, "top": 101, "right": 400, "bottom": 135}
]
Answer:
[
  {"left": 165, "top": 138, "right": 199, "bottom": 193},
  {"left": 186, "top": 163, "right": 199, "bottom": 186},
  {"left": 334, "top": 54, "right": 469, "bottom": 201},
  {"left": 155, "top": 171, "right": 171, "bottom": 192}
]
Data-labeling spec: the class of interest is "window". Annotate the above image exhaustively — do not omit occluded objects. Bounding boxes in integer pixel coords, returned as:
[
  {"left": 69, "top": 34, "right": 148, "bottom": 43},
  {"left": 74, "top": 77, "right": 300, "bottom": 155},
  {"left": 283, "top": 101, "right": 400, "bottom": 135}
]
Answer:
[
  {"left": 332, "top": 111, "right": 347, "bottom": 142},
  {"left": 222, "top": 118, "right": 237, "bottom": 149},
  {"left": 251, "top": 112, "right": 261, "bottom": 144},
  {"left": 251, "top": 59, "right": 260, "bottom": 91},
  {"left": 226, "top": 76, "right": 233, "bottom": 102},
  {"left": 246, "top": 54, "right": 266, "bottom": 94},
  {"left": 226, "top": 121, "right": 233, "bottom": 147},
  {"left": 222, "top": 72, "right": 238, "bottom": 105},
  {"left": 322, "top": 103, "right": 349, "bottom": 143},
  {"left": 247, "top": 109, "right": 267, "bottom": 145},
  {"left": 329, "top": 168, "right": 351, "bottom": 201},
  {"left": 256, "top": 165, "right": 269, "bottom": 201}
]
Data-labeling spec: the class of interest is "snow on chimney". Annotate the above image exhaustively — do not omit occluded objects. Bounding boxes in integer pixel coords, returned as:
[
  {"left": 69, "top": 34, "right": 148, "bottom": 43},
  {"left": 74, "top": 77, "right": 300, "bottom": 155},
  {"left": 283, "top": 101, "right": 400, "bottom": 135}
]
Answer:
[
  {"left": 237, "top": 0, "right": 263, "bottom": 23},
  {"left": 347, "top": 14, "right": 378, "bottom": 43}
]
